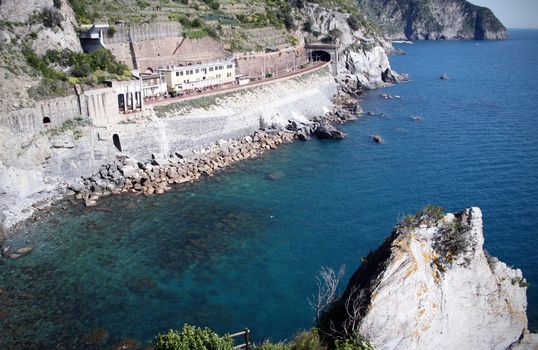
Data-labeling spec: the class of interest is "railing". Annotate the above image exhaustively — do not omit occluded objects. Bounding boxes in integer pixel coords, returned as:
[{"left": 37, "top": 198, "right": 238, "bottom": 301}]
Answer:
[{"left": 230, "top": 328, "right": 251, "bottom": 350}]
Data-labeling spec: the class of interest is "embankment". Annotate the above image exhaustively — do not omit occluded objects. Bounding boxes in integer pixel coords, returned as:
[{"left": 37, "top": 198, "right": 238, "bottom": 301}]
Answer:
[{"left": 0, "top": 66, "right": 338, "bottom": 230}]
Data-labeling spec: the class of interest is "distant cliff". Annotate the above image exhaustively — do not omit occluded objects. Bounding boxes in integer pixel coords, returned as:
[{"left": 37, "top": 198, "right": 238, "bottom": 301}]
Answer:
[
  {"left": 320, "top": 206, "right": 537, "bottom": 349},
  {"left": 357, "top": 0, "right": 508, "bottom": 40}
]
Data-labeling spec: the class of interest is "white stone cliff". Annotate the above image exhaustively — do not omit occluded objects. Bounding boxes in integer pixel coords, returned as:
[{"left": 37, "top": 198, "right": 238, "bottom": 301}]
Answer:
[
  {"left": 300, "top": 3, "right": 402, "bottom": 91},
  {"left": 321, "top": 207, "right": 537, "bottom": 350}
]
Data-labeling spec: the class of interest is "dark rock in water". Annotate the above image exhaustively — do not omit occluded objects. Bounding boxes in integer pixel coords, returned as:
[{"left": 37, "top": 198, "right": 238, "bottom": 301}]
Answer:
[
  {"left": 266, "top": 171, "right": 285, "bottom": 180},
  {"left": 367, "top": 111, "right": 375, "bottom": 116},
  {"left": 315, "top": 124, "right": 345, "bottom": 140},
  {"left": 8, "top": 246, "right": 33, "bottom": 260},
  {"left": 372, "top": 134, "right": 384, "bottom": 144},
  {"left": 82, "top": 327, "right": 109, "bottom": 345},
  {"left": 440, "top": 74, "right": 450, "bottom": 80},
  {"left": 296, "top": 132, "right": 309, "bottom": 141},
  {"left": 125, "top": 277, "right": 156, "bottom": 292},
  {"left": 382, "top": 68, "right": 398, "bottom": 84},
  {"left": 410, "top": 116, "right": 423, "bottom": 122}
]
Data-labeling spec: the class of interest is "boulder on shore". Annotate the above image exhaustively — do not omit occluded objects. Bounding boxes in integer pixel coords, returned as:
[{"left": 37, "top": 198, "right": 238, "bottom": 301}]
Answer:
[{"left": 315, "top": 124, "right": 345, "bottom": 140}]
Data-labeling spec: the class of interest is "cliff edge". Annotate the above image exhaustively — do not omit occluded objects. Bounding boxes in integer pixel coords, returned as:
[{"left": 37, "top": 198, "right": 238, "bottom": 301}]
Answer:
[
  {"left": 357, "top": 0, "right": 508, "bottom": 40},
  {"left": 320, "top": 206, "right": 536, "bottom": 349}
]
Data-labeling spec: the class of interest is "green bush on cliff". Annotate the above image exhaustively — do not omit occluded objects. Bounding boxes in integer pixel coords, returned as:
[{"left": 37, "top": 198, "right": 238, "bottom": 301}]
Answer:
[
  {"left": 23, "top": 45, "right": 132, "bottom": 95},
  {"left": 396, "top": 205, "right": 445, "bottom": 233},
  {"left": 155, "top": 324, "right": 234, "bottom": 350},
  {"left": 334, "top": 332, "right": 374, "bottom": 350}
]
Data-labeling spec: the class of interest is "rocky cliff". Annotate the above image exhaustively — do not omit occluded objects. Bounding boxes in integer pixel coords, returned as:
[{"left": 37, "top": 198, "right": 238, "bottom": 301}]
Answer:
[
  {"left": 299, "top": 3, "right": 404, "bottom": 91},
  {"left": 320, "top": 206, "right": 537, "bottom": 349},
  {"left": 0, "top": 0, "right": 82, "bottom": 113},
  {"left": 357, "top": 0, "right": 508, "bottom": 40}
]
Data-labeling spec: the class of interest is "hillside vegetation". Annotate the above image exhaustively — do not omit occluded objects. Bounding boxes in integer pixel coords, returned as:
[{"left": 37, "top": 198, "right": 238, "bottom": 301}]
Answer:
[{"left": 355, "top": 0, "right": 507, "bottom": 40}]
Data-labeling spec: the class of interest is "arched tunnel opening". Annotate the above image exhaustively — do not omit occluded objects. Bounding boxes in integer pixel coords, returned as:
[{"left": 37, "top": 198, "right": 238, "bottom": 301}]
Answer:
[
  {"left": 113, "top": 134, "right": 122, "bottom": 152},
  {"left": 311, "top": 50, "right": 332, "bottom": 62}
]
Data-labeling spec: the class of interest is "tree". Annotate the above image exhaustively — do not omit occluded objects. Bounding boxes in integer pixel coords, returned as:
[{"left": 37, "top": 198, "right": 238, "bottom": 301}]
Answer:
[
  {"left": 284, "top": 13, "right": 296, "bottom": 30},
  {"left": 309, "top": 265, "right": 346, "bottom": 322}
]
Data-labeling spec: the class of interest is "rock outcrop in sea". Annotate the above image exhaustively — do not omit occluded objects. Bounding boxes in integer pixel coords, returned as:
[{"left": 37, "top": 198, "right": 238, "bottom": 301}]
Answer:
[
  {"left": 320, "top": 206, "right": 537, "bottom": 349},
  {"left": 356, "top": 0, "right": 508, "bottom": 40}
]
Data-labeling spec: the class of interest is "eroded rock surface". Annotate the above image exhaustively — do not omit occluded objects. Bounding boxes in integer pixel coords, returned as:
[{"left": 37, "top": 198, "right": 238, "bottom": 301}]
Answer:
[{"left": 321, "top": 207, "right": 535, "bottom": 350}]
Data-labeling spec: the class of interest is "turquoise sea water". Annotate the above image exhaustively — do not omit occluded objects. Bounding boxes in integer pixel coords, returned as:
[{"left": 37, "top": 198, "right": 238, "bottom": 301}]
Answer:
[{"left": 1, "top": 30, "right": 538, "bottom": 348}]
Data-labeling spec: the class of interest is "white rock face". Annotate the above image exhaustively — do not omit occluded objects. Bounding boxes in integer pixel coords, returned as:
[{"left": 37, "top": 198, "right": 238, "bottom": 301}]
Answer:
[
  {"left": 300, "top": 3, "right": 400, "bottom": 90},
  {"left": 323, "top": 207, "right": 534, "bottom": 350},
  {"left": 338, "top": 42, "right": 395, "bottom": 90}
]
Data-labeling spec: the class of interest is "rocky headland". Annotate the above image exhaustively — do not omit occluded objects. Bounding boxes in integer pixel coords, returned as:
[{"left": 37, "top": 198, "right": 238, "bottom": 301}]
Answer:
[
  {"left": 356, "top": 0, "right": 508, "bottom": 40},
  {"left": 319, "top": 206, "right": 537, "bottom": 349}
]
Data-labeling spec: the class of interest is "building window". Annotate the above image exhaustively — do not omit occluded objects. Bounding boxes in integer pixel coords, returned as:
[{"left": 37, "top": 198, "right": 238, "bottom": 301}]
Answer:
[
  {"left": 176, "top": 72, "right": 179, "bottom": 76},
  {"left": 227, "top": 64, "right": 233, "bottom": 69},
  {"left": 227, "top": 72, "right": 231, "bottom": 78},
  {"left": 195, "top": 69, "right": 199, "bottom": 73},
  {"left": 190, "top": 70, "right": 194, "bottom": 74},
  {"left": 209, "top": 67, "right": 214, "bottom": 72},
  {"left": 180, "top": 71, "right": 184, "bottom": 76},
  {"left": 219, "top": 66, "right": 223, "bottom": 70}
]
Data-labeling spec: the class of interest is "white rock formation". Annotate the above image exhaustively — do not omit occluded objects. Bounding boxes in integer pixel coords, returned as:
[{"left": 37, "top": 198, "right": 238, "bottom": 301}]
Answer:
[
  {"left": 322, "top": 207, "right": 537, "bottom": 350},
  {"left": 300, "top": 3, "right": 402, "bottom": 91}
]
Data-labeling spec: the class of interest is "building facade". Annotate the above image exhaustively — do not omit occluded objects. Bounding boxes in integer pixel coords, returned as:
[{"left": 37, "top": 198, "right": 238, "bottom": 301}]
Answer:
[
  {"left": 141, "top": 72, "right": 167, "bottom": 98},
  {"left": 157, "top": 60, "right": 236, "bottom": 92}
]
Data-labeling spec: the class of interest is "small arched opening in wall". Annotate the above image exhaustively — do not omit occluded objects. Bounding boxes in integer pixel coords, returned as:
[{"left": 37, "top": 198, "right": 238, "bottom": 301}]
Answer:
[
  {"left": 118, "top": 94, "right": 125, "bottom": 112},
  {"left": 43, "top": 117, "right": 51, "bottom": 126},
  {"left": 112, "top": 134, "right": 122, "bottom": 152},
  {"left": 311, "top": 50, "right": 331, "bottom": 63},
  {"left": 145, "top": 67, "right": 154, "bottom": 73}
]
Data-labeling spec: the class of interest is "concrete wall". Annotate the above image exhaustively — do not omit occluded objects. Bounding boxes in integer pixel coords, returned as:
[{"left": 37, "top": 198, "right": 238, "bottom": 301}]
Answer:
[
  {"left": 235, "top": 47, "right": 309, "bottom": 78},
  {"left": 102, "top": 22, "right": 182, "bottom": 44},
  {"left": 0, "top": 94, "right": 82, "bottom": 135},
  {"left": 104, "top": 22, "right": 228, "bottom": 72},
  {"left": 115, "top": 66, "right": 336, "bottom": 160}
]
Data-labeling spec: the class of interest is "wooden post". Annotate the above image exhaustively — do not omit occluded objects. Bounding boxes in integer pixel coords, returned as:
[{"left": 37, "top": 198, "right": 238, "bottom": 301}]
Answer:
[{"left": 244, "top": 328, "right": 250, "bottom": 350}]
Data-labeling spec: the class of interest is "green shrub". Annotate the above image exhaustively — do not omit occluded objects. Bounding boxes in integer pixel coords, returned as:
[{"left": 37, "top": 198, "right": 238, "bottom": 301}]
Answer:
[
  {"left": 107, "top": 25, "right": 117, "bottom": 37},
  {"left": 28, "top": 78, "right": 70, "bottom": 99},
  {"left": 347, "top": 16, "right": 360, "bottom": 31},
  {"left": 303, "top": 20, "right": 313, "bottom": 33},
  {"left": 42, "top": 7, "right": 64, "bottom": 28},
  {"left": 290, "top": 330, "right": 324, "bottom": 350},
  {"left": 256, "top": 341, "right": 290, "bottom": 350},
  {"left": 155, "top": 324, "right": 234, "bottom": 350},
  {"left": 396, "top": 205, "right": 445, "bottom": 234},
  {"left": 335, "top": 333, "right": 374, "bottom": 350}
]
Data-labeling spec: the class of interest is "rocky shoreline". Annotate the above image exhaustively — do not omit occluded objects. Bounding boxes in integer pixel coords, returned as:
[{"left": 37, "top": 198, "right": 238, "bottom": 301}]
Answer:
[
  {"left": 69, "top": 93, "right": 359, "bottom": 207},
  {"left": 0, "top": 92, "right": 360, "bottom": 248}
]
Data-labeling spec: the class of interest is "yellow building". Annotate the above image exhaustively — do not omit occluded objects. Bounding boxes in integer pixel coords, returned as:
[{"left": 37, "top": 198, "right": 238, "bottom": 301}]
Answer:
[{"left": 158, "top": 60, "right": 236, "bottom": 92}]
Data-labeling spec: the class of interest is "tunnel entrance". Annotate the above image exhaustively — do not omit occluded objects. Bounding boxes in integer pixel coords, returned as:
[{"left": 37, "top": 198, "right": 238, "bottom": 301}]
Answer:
[
  {"left": 311, "top": 50, "right": 331, "bottom": 62},
  {"left": 112, "top": 134, "right": 122, "bottom": 152},
  {"left": 43, "top": 117, "right": 51, "bottom": 125}
]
